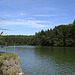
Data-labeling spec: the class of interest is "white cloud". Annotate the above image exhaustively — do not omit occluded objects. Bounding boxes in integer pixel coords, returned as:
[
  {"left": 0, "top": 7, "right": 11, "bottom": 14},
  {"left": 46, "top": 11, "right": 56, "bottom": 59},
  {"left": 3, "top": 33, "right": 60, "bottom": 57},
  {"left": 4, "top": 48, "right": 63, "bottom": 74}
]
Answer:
[
  {"left": 0, "top": 12, "right": 27, "bottom": 18},
  {"left": 34, "top": 14, "right": 68, "bottom": 17},
  {"left": 35, "top": 14, "right": 58, "bottom": 17},
  {"left": 2, "top": 20, "right": 51, "bottom": 28},
  {"left": 11, "top": 19, "right": 51, "bottom": 23},
  {"left": 18, "top": 13, "right": 26, "bottom": 16},
  {"left": 31, "top": 20, "right": 51, "bottom": 23},
  {"left": 26, "top": 17, "right": 35, "bottom": 20}
]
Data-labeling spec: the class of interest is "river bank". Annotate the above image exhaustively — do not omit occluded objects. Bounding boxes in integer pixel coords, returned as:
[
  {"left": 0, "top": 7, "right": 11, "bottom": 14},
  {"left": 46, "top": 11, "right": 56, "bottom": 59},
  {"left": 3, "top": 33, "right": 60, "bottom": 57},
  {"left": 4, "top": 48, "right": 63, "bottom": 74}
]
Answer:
[{"left": 0, "top": 52, "right": 24, "bottom": 75}]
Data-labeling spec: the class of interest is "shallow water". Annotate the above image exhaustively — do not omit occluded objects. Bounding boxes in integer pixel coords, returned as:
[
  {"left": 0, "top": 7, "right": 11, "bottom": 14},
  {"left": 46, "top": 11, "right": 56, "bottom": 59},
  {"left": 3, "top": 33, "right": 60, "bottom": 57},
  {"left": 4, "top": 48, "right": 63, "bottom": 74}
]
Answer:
[{"left": 0, "top": 46, "right": 75, "bottom": 75}]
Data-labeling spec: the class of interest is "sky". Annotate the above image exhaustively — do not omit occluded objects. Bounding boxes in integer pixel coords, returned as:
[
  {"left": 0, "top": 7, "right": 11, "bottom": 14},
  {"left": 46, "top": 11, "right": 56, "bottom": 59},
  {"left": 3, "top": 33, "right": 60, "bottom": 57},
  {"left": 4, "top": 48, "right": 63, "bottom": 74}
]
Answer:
[{"left": 0, "top": 0, "right": 75, "bottom": 35}]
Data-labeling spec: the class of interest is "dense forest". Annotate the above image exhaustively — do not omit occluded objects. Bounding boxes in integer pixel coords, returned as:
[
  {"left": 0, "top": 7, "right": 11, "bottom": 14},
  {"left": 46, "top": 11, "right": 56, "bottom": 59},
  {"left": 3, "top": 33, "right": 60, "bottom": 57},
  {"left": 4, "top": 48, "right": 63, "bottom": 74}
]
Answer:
[{"left": 0, "top": 21, "right": 75, "bottom": 47}]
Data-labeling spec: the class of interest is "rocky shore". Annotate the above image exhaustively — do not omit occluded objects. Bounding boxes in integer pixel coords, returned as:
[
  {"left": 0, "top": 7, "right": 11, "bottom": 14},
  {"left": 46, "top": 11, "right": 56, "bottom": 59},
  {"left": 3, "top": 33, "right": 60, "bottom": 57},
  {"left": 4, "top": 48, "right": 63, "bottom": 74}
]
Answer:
[{"left": 0, "top": 52, "right": 24, "bottom": 75}]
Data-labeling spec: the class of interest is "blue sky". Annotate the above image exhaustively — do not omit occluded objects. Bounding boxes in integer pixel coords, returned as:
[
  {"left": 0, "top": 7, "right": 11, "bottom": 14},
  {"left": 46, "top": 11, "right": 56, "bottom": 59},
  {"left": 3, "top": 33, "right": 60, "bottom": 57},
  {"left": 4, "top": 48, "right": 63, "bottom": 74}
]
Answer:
[{"left": 0, "top": 0, "right": 75, "bottom": 35}]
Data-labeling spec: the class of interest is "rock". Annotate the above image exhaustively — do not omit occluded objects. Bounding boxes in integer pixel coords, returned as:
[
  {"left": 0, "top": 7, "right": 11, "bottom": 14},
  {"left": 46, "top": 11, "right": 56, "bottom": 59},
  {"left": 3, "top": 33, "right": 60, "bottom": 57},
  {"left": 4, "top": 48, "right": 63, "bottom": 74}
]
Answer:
[
  {"left": 0, "top": 56, "right": 24, "bottom": 75},
  {"left": 19, "top": 72, "right": 24, "bottom": 75}
]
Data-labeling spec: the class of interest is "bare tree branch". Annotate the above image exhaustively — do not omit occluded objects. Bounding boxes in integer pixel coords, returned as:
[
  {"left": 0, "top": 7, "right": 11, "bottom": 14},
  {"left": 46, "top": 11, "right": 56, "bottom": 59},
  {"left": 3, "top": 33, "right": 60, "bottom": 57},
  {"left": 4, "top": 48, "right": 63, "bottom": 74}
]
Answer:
[
  {"left": 0, "top": 17, "right": 10, "bottom": 31},
  {"left": 0, "top": 28, "right": 9, "bottom": 31}
]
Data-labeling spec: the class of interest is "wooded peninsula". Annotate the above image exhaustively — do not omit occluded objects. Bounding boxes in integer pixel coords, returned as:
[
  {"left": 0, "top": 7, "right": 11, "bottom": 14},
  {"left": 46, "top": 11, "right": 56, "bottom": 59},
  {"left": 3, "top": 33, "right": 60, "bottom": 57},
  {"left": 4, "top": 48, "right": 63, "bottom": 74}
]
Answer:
[{"left": 0, "top": 21, "right": 75, "bottom": 47}]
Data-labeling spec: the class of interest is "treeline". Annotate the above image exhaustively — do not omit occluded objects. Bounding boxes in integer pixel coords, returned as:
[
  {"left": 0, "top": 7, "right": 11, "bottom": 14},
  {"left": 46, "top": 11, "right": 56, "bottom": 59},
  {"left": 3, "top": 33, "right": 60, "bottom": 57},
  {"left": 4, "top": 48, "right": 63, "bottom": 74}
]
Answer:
[
  {"left": 35, "top": 21, "right": 75, "bottom": 47},
  {"left": 0, "top": 35, "right": 36, "bottom": 45},
  {"left": 0, "top": 21, "right": 75, "bottom": 47}
]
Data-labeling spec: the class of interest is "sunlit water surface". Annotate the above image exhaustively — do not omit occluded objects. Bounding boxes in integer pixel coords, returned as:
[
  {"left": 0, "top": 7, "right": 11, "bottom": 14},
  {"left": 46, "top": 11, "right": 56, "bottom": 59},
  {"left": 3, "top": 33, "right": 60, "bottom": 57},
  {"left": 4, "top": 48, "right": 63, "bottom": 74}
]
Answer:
[{"left": 0, "top": 46, "right": 75, "bottom": 75}]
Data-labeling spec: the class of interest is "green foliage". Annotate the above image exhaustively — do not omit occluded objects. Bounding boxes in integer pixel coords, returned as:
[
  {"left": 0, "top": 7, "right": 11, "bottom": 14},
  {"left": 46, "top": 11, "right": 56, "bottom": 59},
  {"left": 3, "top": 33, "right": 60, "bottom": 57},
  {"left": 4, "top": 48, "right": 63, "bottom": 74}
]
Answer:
[
  {"left": 35, "top": 21, "right": 75, "bottom": 47},
  {"left": 1, "top": 35, "right": 36, "bottom": 46},
  {"left": 0, "top": 21, "right": 75, "bottom": 47},
  {"left": 0, "top": 36, "right": 6, "bottom": 45}
]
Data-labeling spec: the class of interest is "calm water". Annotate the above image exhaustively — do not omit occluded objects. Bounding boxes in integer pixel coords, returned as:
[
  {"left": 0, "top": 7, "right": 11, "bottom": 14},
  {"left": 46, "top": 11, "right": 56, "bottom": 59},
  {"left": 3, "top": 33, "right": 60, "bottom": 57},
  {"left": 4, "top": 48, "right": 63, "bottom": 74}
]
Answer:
[{"left": 0, "top": 46, "right": 75, "bottom": 75}]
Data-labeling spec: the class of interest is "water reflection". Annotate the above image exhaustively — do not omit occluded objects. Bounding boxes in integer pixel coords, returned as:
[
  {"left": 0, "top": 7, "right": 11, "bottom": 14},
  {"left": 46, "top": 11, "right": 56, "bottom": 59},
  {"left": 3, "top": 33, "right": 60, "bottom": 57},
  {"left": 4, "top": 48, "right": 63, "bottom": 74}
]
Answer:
[
  {"left": 0, "top": 46, "right": 75, "bottom": 75},
  {"left": 34, "top": 46, "right": 75, "bottom": 75}
]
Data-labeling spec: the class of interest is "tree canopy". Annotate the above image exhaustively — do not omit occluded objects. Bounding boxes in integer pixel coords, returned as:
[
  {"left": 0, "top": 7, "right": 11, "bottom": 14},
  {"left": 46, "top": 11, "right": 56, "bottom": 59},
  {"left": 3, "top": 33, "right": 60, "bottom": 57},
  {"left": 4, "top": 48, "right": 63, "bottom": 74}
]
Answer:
[{"left": 0, "top": 21, "right": 75, "bottom": 47}]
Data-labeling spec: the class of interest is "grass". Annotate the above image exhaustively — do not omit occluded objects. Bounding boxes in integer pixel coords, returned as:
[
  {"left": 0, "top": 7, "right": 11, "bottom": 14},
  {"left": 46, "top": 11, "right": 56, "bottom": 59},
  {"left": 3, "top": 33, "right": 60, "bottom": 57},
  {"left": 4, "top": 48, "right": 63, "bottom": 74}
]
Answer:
[{"left": 0, "top": 52, "right": 18, "bottom": 60}]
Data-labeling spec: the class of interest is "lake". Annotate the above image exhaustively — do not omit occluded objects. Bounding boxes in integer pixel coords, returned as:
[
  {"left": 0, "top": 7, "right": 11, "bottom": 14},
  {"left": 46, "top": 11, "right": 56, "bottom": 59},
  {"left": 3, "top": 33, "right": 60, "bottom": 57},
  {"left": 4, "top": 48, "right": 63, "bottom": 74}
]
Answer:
[{"left": 0, "top": 46, "right": 75, "bottom": 75}]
